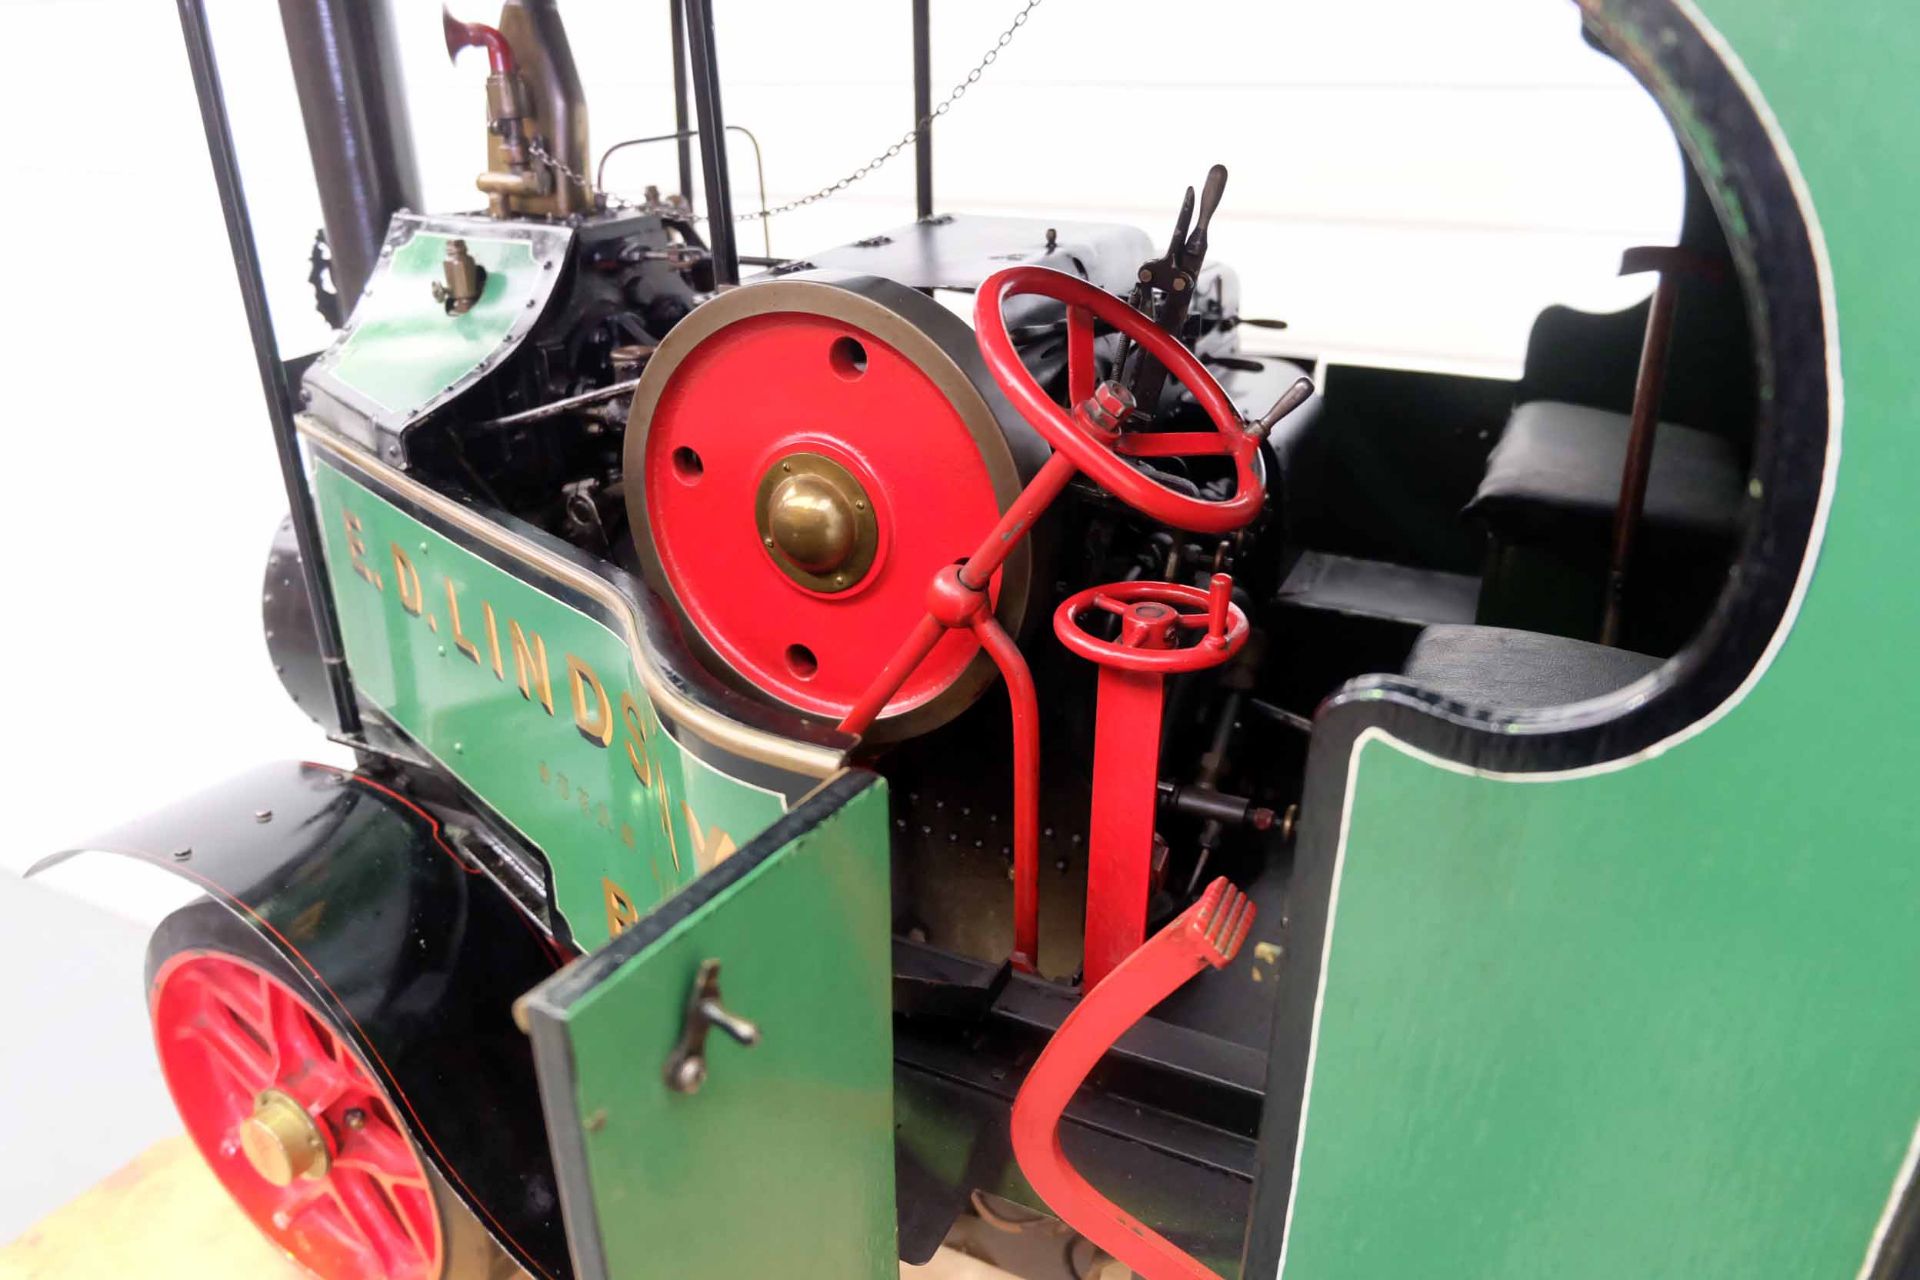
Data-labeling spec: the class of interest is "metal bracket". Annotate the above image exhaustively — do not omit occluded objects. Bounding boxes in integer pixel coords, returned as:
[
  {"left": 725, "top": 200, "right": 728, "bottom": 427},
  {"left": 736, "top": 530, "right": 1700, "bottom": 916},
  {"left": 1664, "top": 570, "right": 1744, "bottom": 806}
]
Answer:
[{"left": 663, "top": 959, "right": 760, "bottom": 1094}]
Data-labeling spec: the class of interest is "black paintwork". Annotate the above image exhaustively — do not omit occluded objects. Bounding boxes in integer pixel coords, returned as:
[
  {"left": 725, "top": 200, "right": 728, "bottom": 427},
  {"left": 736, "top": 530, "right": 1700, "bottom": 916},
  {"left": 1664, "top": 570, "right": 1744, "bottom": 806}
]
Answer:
[
  {"left": 1243, "top": 0, "right": 1834, "bottom": 1270},
  {"left": 35, "top": 762, "right": 574, "bottom": 1280},
  {"left": 262, "top": 515, "right": 335, "bottom": 733}
]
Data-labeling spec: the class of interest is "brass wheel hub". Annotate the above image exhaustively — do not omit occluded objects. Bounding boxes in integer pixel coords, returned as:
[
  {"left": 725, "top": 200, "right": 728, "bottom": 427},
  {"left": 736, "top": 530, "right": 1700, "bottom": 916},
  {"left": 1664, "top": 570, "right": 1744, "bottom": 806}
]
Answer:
[
  {"left": 755, "top": 453, "right": 880, "bottom": 592},
  {"left": 239, "top": 1088, "right": 330, "bottom": 1187}
]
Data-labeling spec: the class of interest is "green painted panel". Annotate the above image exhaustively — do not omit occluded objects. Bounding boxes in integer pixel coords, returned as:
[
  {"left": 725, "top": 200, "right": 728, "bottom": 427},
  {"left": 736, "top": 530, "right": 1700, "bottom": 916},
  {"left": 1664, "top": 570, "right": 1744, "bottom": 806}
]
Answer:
[
  {"left": 1274, "top": 5, "right": 1920, "bottom": 1276},
  {"left": 310, "top": 457, "right": 788, "bottom": 950},
  {"left": 543, "top": 779, "right": 896, "bottom": 1279},
  {"left": 330, "top": 230, "right": 535, "bottom": 413}
]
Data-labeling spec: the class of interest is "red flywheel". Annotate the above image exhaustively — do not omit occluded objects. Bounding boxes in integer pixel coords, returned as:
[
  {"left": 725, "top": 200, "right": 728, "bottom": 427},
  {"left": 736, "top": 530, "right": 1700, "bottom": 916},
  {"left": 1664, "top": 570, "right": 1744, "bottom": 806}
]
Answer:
[
  {"left": 625, "top": 273, "right": 1046, "bottom": 740},
  {"left": 150, "top": 949, "right": 444, "bottom": 1280}
]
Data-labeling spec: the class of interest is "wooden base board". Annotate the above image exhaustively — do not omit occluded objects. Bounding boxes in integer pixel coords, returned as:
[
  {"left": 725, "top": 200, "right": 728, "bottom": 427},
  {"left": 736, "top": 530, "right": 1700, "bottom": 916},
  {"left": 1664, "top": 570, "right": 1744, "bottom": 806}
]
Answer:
[{"left": 0, "top": 1136, "right": 1018, "bottom": 1280}]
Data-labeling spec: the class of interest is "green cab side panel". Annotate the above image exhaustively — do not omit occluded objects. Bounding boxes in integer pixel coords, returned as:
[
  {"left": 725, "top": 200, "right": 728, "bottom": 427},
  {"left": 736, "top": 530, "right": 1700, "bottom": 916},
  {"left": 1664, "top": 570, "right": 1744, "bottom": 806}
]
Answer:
[
  {"left": 1266, "top": 2, "right": 1920, "bottom": 1277},
  {"left": 329, "top": 230, "right": 533, "bottom": 413},
  {"left": 523, "top": 774, "right": 897, "bottom": 1280},
  {"left": 304, "top": 213, "right": 573, "bottom": 434},
  {"left": 309, "top": 454, "right": 792, "bottom": 950},
  {"left": 1279, "top": 734, "right": 1920, "bottom": 1280}
]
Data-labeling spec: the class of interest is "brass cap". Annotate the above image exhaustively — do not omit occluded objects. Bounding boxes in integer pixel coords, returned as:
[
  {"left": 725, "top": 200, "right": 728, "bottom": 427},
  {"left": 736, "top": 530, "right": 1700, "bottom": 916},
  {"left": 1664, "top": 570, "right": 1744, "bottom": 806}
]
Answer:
[
  {"left": 239, "top": 1089, "right": 330, "bottom": 1187},
  {"left": 768, "top": 473, "right": 857, "bottom": 573},
  {"left": 754, "top": 453, "right": 880, "bottom": 593}
]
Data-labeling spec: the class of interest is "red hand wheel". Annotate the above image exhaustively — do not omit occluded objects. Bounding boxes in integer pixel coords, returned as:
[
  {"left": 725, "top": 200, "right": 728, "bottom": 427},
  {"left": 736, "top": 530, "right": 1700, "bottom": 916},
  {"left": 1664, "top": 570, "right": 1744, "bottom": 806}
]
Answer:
[
  {"left": 974, "top": 265, "right": 1265, "bottom": 535},
  {"left": 1056, "top": 575, "right": 1248, "bottom": 987}
]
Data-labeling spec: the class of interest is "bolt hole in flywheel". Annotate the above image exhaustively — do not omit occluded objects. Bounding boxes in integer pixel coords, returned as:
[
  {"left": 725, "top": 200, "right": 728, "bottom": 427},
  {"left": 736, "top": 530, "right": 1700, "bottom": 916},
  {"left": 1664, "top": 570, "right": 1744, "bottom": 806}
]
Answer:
[
  {"left": 627, "top": 275, "right": 1046, "bottom": 740},
  {"left": 150, "top": 950, "right": 444, "bottom": 1280}
]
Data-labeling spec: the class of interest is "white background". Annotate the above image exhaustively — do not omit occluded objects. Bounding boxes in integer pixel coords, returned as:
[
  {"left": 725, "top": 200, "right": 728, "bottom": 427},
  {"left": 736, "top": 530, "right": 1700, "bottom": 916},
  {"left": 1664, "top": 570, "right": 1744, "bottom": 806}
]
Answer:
[{"left": 0, "top": 0, "right": 1678, "bottom": 1242}]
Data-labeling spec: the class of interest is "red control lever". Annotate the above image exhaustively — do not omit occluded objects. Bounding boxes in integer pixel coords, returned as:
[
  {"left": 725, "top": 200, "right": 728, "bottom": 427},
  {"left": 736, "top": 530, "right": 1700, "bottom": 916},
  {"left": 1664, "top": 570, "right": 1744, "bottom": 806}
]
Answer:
[
  {"left": 1012, "top": 877, "right": 1255, "bottom": 1280},
  {"left": 1055, "top": 575, "right": 1247, "bottom": 987}
]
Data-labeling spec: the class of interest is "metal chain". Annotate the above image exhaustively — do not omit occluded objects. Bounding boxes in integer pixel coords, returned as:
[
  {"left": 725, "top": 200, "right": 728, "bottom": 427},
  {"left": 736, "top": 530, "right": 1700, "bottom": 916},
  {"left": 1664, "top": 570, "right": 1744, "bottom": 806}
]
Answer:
[
  {"left": 528, "top": 137, "right": 628, "bottom": 207},
  {"left": 532, "top": 0, "right": 1045, "bottom": 221}
]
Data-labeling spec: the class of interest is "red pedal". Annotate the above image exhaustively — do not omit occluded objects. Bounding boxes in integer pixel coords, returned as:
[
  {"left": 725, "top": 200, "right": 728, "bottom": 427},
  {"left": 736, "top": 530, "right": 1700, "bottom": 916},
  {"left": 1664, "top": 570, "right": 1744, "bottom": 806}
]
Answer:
[{"left": 1010, "top": 878, "right": 1255, "bottom": 1280}]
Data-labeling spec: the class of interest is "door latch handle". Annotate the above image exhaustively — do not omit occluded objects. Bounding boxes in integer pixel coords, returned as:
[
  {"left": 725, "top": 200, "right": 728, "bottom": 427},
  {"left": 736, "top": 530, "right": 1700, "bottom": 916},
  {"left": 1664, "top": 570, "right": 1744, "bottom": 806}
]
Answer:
[{"left": 664, "top": 959, "right": 760, "bottom": 1094}]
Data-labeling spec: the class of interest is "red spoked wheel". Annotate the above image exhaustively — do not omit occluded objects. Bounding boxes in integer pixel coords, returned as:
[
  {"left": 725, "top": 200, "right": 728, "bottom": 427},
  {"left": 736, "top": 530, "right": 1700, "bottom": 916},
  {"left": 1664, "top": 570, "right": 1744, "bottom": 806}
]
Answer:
[
  {"left": 974, "top": 265, "right": 1264, "bottom": 535},
  {"left": 150, "top": 946, "right": 444, "bottom": 1280}
]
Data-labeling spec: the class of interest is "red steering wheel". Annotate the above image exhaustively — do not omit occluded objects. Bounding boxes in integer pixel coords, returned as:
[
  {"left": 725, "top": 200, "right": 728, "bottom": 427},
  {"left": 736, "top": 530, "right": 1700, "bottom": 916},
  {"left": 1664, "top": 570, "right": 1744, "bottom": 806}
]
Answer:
[{"left": 974, "top": 265, "right": 1264, "bottom": 535}]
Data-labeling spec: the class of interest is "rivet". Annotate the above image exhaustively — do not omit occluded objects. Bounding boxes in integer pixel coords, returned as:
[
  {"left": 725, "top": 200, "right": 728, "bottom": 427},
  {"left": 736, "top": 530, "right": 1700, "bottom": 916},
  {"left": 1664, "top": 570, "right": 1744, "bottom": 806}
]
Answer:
[
  {"left": 254, "top": 809, "right": 273, "bottom": 824},
  {"left": 172, "top": 847, "right": 193, "bottom": 862},
  {"left": 764, "top": 537, "right": 775, "bottom": 548},
  {"left": 453, "top": 741, "right": 465, "bottom": 754}
]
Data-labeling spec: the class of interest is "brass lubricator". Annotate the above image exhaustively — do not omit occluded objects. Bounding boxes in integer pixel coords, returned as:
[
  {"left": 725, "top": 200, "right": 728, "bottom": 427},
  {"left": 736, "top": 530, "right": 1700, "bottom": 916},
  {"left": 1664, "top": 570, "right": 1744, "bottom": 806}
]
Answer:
[
  {"left": 755, "top": 453, "right": 880, "bottom": 593},
  {"left": 432, "top": 239, "right": 488, "bottom": 314}
]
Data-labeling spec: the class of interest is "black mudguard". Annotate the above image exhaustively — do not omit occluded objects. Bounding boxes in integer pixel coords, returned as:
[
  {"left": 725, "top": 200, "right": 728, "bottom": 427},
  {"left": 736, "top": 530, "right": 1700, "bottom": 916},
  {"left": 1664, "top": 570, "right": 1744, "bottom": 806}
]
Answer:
[{"left": 33, "top": 760, "right": 573, "bottom": 1280}]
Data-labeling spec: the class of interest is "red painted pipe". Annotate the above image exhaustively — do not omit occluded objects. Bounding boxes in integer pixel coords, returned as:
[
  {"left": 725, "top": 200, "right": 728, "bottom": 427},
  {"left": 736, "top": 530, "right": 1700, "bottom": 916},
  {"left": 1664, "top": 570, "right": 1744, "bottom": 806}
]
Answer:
[
  {"left": 972, "top": 614, "right": 1042, "bottom": 971},
  {"left": 443, "top": 7, "right": 516, "bottom": 74}
]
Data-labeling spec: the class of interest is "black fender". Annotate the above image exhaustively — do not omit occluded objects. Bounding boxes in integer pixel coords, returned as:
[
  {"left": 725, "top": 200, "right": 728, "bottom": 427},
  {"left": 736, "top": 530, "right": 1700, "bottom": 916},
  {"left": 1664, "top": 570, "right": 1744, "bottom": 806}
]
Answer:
[{"left": 33, "top": 760, "right": 573, "bottom": 1280}]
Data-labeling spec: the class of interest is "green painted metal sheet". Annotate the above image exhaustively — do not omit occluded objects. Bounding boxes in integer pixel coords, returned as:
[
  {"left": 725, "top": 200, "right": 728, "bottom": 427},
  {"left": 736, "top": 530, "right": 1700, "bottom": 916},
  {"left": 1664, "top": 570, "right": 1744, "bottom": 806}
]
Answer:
[
  {"left": 1271, "top": 4, "right": 1920, "bottom": 1277},
  {"left": 328, "top": 230, "right": 535, "bottom": 414},
  {"left": 310, "top": 456, "right": 788, "bottom": 950},
  {"left": 528, "top": 776, "right": 897, "bottom": 1280}
]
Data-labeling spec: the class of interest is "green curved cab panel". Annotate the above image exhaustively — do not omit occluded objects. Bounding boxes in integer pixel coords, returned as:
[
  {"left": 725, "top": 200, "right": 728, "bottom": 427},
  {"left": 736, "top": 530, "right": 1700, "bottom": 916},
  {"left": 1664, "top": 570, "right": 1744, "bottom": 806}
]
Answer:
[
  {"left": 523, "top": 776, "right": 897, "bottom": 1280},
  {"left": 1268, "top": 3, "right": 1920, "bottom": 1276},
  {"left": 304, "top": 213, "right": 573, "bottom": 434},
  {"left": 309, "top": 453, "right": 795, "bottom": 950},
  {"left": 327, "top": 231, "right": 535, "bottom": 413}
]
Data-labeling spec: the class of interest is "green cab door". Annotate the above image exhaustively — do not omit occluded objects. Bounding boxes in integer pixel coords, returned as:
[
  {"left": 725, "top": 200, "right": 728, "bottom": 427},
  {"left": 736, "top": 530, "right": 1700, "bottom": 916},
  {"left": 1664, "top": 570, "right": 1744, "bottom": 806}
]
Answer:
[{"left": 521, "top": 772, "right": 897, "bottom": 1280}]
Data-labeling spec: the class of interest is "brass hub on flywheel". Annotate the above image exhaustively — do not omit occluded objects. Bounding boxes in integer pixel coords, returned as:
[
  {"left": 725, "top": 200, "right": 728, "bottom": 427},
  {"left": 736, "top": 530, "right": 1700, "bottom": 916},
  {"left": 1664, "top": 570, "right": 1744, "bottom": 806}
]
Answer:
[
  {"left": 755, "top": 453, "right": 880, "bottom": 592},
  {"left": 238, "top": 1088, "right": 330, "bottom": 1186}
]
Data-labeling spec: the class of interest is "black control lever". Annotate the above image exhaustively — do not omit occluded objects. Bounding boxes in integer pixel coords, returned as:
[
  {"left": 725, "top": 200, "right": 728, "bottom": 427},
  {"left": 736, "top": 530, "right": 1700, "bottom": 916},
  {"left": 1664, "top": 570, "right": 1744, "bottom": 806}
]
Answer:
[{"left": 1126, "top": 164, "right": 1229, "bottom": 415}]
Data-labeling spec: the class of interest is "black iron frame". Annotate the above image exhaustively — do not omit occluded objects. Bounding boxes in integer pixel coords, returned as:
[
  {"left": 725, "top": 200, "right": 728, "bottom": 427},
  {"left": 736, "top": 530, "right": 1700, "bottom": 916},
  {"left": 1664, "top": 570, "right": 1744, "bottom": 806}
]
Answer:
[{"left": 668, "top": 0, "right": 939, "bottom": 284}]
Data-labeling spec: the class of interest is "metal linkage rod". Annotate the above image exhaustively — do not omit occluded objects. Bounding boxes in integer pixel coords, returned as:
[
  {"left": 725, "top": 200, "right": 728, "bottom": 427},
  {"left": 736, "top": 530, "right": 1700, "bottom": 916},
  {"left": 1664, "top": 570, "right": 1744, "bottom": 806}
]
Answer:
[{"left": 177, "top": 0, "right": 362, "bottom": 738}]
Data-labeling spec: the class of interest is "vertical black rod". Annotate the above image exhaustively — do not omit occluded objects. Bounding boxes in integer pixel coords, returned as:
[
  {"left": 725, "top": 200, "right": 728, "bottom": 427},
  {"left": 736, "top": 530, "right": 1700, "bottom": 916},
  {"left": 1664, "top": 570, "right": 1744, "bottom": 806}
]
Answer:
[
  {"left": 912, "top": 0, "right": 933, "bottom": 220},
  {"left": 176, "top": 0, "right": 362, "bottom": 738},
  {"left": 669, "top": 0, "right": 695, "bottom": 203},
  {"left": 680, "top": 0, "right": 738, "bottom": 285}
]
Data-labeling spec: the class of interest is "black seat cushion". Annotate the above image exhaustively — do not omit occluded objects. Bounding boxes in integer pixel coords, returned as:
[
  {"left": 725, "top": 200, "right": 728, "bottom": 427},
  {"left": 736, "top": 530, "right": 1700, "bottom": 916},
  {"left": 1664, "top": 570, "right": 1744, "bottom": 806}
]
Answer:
[
  {"left": 1402, "top": 624, "right": 1662, "bottom": 708},
  {"left": 1464, "top": 400, "right": 1745, "bottom": 546}
]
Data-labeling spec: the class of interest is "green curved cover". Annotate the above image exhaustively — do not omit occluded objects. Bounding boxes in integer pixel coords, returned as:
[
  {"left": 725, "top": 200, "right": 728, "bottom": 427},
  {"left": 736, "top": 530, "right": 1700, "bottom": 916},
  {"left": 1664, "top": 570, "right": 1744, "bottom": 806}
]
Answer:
[{"left": 1272, "top": 4, "right": 1920, "bottom": 1277}]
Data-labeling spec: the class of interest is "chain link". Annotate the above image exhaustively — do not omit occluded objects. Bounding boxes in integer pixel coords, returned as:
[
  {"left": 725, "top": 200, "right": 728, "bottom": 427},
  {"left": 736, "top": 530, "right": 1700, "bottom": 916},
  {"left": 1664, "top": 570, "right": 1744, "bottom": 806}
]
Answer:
[
  {"left": 528, "top": 137, "right": 624, "bottom": 207},
  {"left": 532, "top": 0, "right": 1045, "bottom": 222}
]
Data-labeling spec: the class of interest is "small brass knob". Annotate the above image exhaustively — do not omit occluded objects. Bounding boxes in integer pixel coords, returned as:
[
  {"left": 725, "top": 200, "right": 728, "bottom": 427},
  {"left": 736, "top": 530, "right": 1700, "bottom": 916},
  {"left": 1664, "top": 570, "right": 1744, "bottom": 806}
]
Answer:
[
  {"left": 238, "top": 1089, "right": 330, "bottom": 1186},
  {"left": 767, "top": 473, "right": 856, "bottom": 573}
]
